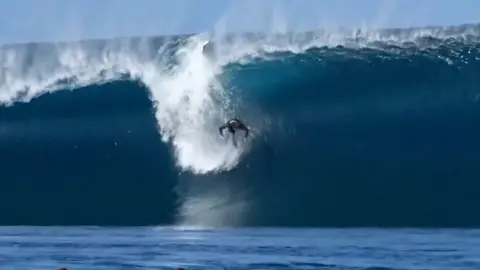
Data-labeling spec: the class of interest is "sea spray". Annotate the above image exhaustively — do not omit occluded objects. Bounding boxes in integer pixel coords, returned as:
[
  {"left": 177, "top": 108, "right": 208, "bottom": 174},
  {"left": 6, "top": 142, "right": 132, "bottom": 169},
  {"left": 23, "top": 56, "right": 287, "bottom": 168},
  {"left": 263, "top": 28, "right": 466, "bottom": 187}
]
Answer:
[{"left": 144, "top": 37, "right": 247, "bottom": 174}]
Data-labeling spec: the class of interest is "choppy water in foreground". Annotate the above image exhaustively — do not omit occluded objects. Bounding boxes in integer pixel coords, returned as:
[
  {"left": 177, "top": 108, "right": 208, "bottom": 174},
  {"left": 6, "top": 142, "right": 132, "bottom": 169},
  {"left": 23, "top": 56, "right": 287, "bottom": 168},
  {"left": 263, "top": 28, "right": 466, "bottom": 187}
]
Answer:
[{"left": 0, "top": 227, "right": 478, "bottom": 270}]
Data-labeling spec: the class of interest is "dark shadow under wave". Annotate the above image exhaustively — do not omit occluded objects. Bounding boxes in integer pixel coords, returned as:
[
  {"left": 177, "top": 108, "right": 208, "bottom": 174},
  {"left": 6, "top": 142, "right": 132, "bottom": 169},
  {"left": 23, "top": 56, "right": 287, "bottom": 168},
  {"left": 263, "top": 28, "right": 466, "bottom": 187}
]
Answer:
[{"left": 0, "top": 80, "right": 178, "bottom": 225}]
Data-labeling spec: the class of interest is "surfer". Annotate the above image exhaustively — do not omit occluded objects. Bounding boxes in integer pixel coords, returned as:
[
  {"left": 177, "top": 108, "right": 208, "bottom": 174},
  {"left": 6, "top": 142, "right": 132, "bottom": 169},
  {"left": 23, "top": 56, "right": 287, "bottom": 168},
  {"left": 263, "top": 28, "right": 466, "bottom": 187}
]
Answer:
[{"left": 219, "top": 118, "right": 250, "bottom": 147}]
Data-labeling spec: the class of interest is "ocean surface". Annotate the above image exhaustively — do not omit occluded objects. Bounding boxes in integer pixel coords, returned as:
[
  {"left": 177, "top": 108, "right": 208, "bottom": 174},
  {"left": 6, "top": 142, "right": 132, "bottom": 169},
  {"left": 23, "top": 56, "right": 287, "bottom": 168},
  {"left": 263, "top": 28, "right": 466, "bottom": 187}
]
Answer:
[
  {"left": 1, "top": 22, "right": 480, "bottom": 269},
  {"left": 1, "top": 227, "right": 479, "bottom": 270}
]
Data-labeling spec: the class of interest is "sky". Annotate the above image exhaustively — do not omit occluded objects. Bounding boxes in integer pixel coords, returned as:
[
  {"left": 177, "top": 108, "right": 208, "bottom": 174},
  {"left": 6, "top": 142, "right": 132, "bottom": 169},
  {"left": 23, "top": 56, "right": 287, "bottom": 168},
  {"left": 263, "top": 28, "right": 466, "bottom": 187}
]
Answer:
[{"left": 0, "top": 0, "right": 478, "bottom": 44}]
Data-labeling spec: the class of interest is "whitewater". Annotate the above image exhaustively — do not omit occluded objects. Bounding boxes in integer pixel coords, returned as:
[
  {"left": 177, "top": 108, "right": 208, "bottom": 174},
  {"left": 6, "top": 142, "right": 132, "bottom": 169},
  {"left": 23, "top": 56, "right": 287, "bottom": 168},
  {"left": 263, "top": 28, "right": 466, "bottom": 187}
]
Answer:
[{"left": 1, "top": 23, "right": 480, "bottom": 228}]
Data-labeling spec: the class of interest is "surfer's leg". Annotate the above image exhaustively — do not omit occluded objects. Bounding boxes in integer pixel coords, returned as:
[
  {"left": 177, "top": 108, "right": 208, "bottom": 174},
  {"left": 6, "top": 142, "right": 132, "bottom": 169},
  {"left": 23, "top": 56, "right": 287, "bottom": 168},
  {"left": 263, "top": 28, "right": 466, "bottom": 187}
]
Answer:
[{"left": 231, "top": 132, "right": 238, "bottom": 147}]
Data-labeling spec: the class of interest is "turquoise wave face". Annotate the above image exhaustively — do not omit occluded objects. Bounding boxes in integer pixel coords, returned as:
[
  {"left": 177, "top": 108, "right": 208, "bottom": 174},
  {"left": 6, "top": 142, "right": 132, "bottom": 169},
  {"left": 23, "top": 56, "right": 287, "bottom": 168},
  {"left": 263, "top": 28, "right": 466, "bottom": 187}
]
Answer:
[{"left": 222, "top": 42, "right": 480, "bottom": 113}]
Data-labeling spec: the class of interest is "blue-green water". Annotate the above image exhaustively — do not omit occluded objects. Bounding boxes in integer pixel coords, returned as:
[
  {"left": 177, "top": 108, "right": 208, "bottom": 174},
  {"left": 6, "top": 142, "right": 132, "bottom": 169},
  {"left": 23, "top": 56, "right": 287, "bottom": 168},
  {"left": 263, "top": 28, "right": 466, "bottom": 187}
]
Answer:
[
  {"left": 1, "top": 227, "right": 478, "bottom": 270},
  {"left": 1, "top": 23, "right": 480, "bottom": 270},
  {"left": 1, "top": 25, "right": 480, "bottom": 228}
]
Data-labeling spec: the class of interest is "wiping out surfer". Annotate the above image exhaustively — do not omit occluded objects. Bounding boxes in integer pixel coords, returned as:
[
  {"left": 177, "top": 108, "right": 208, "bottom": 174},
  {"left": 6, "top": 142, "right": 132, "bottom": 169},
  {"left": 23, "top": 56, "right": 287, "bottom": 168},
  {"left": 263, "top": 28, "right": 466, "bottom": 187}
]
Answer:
[{"left": 219, "top": 118, "right": 250, "bottom": 147}]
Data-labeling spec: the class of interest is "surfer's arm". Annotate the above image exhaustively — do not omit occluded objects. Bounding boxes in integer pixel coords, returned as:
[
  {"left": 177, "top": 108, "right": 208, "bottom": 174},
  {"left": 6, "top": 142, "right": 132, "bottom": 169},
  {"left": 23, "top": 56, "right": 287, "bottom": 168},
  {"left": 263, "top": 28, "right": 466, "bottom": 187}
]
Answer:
[{"left": 219, "top": 124, "right": 227, "bottom": 136}]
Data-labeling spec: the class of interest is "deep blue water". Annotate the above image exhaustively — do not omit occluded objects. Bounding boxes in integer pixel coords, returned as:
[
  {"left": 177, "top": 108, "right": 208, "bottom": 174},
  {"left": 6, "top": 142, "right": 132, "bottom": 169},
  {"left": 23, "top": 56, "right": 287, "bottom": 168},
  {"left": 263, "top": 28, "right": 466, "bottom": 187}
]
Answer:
[
  {"left": 1, "top": 227, "right": 478, "bottom": 270},
  {"left": 1, "top": 22, "right": 480, "bottom": 270},
  {"left": 1, "top": 24, "right": 480, "bottom": 229}
]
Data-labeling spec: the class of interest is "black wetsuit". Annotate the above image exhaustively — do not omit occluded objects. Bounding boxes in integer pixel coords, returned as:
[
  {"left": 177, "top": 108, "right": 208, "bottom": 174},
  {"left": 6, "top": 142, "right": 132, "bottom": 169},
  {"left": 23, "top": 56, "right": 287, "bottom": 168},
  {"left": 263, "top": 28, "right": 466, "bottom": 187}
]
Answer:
[{"left": 219, "top": 118, "right": 249, "bottom": 147}]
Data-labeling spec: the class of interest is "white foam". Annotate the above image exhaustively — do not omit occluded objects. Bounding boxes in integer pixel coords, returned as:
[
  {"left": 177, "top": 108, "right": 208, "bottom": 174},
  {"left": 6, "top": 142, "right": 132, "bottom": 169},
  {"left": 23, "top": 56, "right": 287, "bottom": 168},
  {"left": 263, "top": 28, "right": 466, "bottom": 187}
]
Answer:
[{"left": 143, "top": 37, "right": 247, "bottom": 174}]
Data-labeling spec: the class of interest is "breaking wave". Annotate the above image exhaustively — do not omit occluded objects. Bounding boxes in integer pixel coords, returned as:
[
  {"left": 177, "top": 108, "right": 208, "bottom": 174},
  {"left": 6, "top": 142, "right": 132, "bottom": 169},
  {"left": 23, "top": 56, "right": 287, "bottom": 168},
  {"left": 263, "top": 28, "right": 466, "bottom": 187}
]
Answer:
[{"left": 1, "top": 23, "right": 480, "bottom": 227}]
